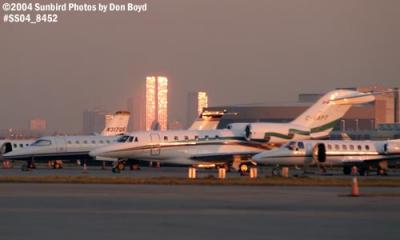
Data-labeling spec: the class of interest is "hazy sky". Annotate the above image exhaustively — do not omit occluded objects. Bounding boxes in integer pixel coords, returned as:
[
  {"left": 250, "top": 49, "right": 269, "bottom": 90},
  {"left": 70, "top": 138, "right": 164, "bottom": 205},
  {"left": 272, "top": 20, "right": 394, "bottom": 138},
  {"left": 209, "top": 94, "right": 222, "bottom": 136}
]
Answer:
[{"left": 1, "top": 0, "right": 399, "bottom": 132}]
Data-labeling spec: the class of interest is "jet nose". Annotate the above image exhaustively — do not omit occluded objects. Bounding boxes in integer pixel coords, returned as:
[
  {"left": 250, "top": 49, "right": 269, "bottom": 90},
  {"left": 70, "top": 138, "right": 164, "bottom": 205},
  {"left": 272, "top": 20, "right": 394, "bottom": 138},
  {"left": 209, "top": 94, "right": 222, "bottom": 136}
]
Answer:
[{"left": 3, "top": 150, "right": 27, "bottom": 160}]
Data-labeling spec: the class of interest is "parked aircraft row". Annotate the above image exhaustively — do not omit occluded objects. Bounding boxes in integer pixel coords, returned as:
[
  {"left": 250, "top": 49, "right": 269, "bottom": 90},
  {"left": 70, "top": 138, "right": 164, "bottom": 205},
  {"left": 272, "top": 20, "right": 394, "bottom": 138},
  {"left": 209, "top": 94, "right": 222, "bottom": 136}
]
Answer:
[
  {"left": 0, "top": 111, "right": 130, "bottom": 168},
  {"left": 5, "top": 89, "right": 395, "bottom": 175}
]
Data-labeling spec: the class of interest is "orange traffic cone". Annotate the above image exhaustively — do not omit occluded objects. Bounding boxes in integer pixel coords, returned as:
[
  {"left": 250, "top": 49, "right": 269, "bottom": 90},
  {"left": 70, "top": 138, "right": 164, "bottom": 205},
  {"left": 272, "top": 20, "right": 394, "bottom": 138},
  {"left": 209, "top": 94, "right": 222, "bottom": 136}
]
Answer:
[{"left": 351, "top": 176, "right": 360, "bottom": 197}]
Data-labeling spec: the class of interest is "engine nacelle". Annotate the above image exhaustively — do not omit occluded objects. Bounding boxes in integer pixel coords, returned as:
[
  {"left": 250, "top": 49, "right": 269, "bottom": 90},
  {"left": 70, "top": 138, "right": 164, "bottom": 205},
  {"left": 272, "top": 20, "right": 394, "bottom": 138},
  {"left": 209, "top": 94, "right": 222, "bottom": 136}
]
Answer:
[
  {"left": 244, "top": 123, "right": 310, "bottom": 144},
  {"left": 385, "top": 141, "right": 400, "bottom": 154}
]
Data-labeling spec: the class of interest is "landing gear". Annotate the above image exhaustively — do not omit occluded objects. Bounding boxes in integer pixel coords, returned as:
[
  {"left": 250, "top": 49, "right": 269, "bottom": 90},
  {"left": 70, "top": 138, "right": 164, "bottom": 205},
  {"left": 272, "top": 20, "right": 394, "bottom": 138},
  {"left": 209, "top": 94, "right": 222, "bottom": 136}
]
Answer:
[
  {"left": 112, "top": 161, "right": 126, "bottom": 173},
  {"left": 272, "top": 167, "right": 280, "bottom": 176},
  {"left": 130, "top": 164, "right": 140, "bottom": 171},
  {"left": 21, "top": 160, "right": 36, "bottom": 171},
  {"left": 53, "top": 160, "right": 63, "bottom": 169}
]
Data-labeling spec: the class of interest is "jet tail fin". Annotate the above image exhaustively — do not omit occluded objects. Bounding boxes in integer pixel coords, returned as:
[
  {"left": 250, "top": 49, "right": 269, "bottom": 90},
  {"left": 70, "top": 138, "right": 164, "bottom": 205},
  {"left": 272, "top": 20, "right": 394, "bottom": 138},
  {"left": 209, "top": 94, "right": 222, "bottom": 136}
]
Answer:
[
  {"left": 101, "top": 111, "right": 130, "bottom": 136},
  {"left": 188, "top": 110, "right": 233, "bottom": 131},
  {"left": 290, "top": 90, "right": 375, "bottom": 138}
]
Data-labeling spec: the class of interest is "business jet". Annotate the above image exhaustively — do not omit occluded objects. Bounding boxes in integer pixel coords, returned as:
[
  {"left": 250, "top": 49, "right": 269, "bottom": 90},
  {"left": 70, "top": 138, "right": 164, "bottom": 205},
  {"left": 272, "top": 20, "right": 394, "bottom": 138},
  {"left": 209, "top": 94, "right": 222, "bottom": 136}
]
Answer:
[
  {"left": 252, "top": 139, "right": 400, "bottom": 175},
  {"left": 2, "top": 111, "right": 130, "bottom": 169},
  {"left": 88, "top": 89, "right": 376, "bottom": 173},
  {"left": 2, "top": 109, "right": 226, "bottom": 169}
]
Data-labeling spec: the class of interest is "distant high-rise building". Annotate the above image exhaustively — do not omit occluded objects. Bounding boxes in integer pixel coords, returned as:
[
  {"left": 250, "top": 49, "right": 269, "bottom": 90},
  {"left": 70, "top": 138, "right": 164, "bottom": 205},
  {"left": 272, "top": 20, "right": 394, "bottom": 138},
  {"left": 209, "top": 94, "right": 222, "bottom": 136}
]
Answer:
[
  {"left": 82, "top": 109, "right": 106, "bottom": 134},
  {"left": 127, "top": 94, "right": 146, "bottom": 131},
  {"left": 186, "top": 91, "right": 208, "bottom": 128},
  {"left": 30, "top": 119, "right": 46, "bottom": 131},
  {"left": 145, "top": 76, "right": 168, "bottom": 130}
]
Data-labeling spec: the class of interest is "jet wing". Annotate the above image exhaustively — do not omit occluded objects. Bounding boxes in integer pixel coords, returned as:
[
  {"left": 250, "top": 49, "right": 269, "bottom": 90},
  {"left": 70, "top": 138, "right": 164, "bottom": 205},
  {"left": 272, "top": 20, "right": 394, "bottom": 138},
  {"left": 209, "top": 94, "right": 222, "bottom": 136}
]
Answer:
[
  {"left": 341, "top": 155, "right": 400, "bottom": 166},
  {"left": 189, "top": 151, "right": 261, "bottom": 162}
]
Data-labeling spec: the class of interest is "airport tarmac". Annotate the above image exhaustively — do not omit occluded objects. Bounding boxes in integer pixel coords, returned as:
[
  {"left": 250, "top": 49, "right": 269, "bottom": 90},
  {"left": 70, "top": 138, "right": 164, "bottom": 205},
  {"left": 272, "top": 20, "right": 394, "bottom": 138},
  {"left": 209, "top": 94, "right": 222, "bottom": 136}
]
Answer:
[
  {"left": 0, "top": 183, "right": 400, "bottom": 240},
  {"left": 2, "top": 164, "right": 400, "bottom": 178}
]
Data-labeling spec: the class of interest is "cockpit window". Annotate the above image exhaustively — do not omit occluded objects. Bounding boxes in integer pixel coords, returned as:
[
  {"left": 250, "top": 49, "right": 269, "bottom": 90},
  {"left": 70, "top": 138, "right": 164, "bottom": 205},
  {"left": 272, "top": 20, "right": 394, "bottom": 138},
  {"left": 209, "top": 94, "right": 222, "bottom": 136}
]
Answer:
[
  {"left": 31, "top": 139, "right": 52, "bottom": 146},
  {"left": 286, "top": 141, "right": 296, "bottom": 150},
  {"left": 128, "top": 137, "right": 134, "bottom": 142},
  {"left": 117, "top": 135, "right": 130, "bottom": 143}
]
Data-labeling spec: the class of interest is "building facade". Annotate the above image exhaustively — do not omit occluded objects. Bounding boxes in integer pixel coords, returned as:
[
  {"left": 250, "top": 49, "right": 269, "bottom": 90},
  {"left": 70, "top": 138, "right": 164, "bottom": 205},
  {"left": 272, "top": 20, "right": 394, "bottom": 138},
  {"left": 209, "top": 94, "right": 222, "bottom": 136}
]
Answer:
[
  {"left": 186, "top": 91, "right": 208, "bottom": 128},
  {"left": 145, "top": 76, "right": 168, "bottom": 131}
]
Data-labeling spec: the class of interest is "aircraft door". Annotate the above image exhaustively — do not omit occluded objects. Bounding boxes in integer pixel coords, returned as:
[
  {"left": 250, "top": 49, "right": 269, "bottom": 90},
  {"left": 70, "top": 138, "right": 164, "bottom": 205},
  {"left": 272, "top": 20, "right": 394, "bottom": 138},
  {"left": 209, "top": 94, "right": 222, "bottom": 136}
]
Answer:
[
  {"left": 54, "top": 137, "right": 67, "bottom": 153},
  {"left": 312, "top": 143, "right": 326, "bottom": 163},
  {"left": 150, "top": 133, "right": 160, "bottom": 156}
]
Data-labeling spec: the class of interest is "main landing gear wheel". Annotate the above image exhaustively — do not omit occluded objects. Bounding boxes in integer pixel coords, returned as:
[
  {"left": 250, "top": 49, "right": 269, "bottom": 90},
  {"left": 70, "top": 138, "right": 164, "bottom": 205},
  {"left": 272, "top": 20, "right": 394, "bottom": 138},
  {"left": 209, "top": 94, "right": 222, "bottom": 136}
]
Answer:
[{"left": 112, "top": 162, "right": 125, "bottom": 173}]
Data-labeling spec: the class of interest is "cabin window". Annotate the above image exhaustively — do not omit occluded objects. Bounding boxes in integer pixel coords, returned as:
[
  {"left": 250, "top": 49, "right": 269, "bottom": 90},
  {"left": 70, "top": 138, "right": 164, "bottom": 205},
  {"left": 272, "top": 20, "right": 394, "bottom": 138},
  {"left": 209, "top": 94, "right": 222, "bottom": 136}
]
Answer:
[
  {"left": 297, "top": 142, "right": 304, "bottom": 149},
  {"left": 184, "top": 136, "right": 189, "bottom": 141},
  {"left": 92, "top": 140, "right": 96, "bottom": 144},
  {"left": 26, "top": 144, "right": 29, "bottom": 146},
  {"left": 67, "top": 141, "right": 72, "bottom": 144},
  {"left": 194, "top": 136, "right": 199, "bottom": 140},
  {"left": 357, "top": 145, "right": 362, "bottom": 151},
  {"left": 342, "top": 145, "right": 347, "bottom": 150},
  {"left": 349, "top": 145, "right": 354, "bottom": 150},
  {"left": 13, "top": 144, "right": 17, "bottom": 148},
  {"left": 19, "top": 144, "right": 23, "bottom": 148},
  {"left": 205, "top": 135, "right": 209, "bottom": 140},
  {"left": 215, "top": 135, "right": 219, "bottom": 139},
  {"left": 164, "top": 136, "right": 168, "bottom": 141},
  {"left": 327, "top": 144, "right": 332, "bottom": 150},
  {"left": 134, "top": 137, "right": 138, "bottom": 142},
  {"left": 106, "top": 140, "right": 110, "bottom": 144},
  {"left": 75, "top": 140, "right": 80, "bottom": 144},
  {"left": 83, "top": 140, "right": 88, "bottom": 144},
  {"left": 335, "top": 145, "right": 339, "bottom": 150},
  {"left": 365, "top": 145, "right": 370, "bottom": 151},
  {"left": 174, "top": 136, "right": 179, "bottom": 141},
  {"left": 100, "top": 140, "right": 104, "bottom": 144}
]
